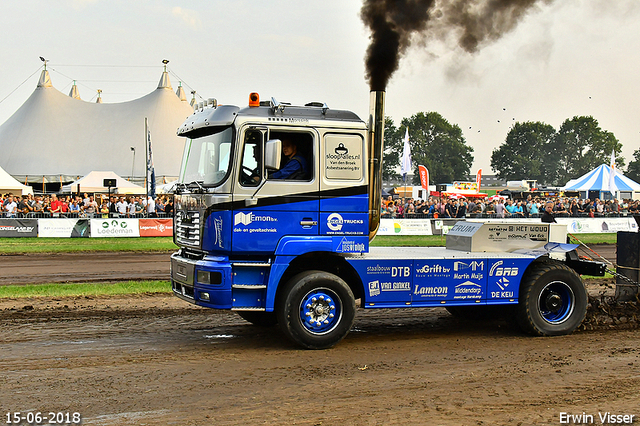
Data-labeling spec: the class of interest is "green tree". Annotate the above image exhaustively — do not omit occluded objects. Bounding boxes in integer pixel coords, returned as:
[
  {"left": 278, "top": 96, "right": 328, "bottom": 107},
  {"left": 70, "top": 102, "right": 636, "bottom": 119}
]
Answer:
[
  {"left": 554, "top": 116, "right": 623, "bottom": 185},
  {"left": 490, "top": 121, "right": 557, "bottom": 185},
  {"left": 400, "top": 112, "right": 473, "bottom": 185},
  {"left": 627, "top": 149, "right": 640, "bottom": 183},
  {"left": 381, "top": 116, "right": 401, "bottom": 182}
]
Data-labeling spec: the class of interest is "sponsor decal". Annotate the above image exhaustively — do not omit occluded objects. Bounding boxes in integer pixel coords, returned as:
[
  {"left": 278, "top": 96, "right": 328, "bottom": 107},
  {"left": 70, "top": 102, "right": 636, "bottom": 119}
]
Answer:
[
  {"left": 325, "top": 135, "right": 363, "bottom": 180},
  {"left": 325, "top": 213, "right": 365, "bottom": 234},
  {"left": 0, "top": 225, "right": 35, "bottom": 233},
  {"left": 327, "top": 213, "right": 343, "bottom": 231},
  {"left": 213, "top": 217, "right": 224, "bottom": 249},
  {"left": 416, "top": 264, "right": 451, "bottom": 274},
  {"left": 234, "top": 212, "right": 277, "bottom": 226},
  {"left": 453, "top": 261, "right": 484, "bottom": 272},
  {"left": 90, "top": 219, "right": 139, "bottom": 237},
  {"left": 452, "top": 281, "right": 483, "bottom": 300},
  {"left": 366, "top": 264, "right": 391, "bottom": 274},
  {"left": 368, "top": 280, "right": 381, "bottom": 297},
  {"left": 489, "top": 261, "right": 519, "bottom": 277},
  {"left": 414, "top": 285, "right": 448, "bottom": 296},
  {"left": 454, "top": 281, "right": 482, "bottom": 294},
  {"left": 335, "top": 237, "right": 366, "bottom": 253},
  {"left": 139, "top": 219, "right": 173, "bottom": 237}
]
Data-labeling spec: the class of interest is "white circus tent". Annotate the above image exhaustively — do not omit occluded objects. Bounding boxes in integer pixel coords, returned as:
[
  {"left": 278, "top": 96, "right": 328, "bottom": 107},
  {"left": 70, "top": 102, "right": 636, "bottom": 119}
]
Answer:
[{"left": 0, "top": 67, "right": 194, "bottom": 185}]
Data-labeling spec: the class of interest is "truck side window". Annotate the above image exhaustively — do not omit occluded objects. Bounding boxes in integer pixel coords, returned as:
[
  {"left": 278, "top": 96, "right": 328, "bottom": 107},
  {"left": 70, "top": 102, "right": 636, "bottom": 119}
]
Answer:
[
  {"left": 268, "top": 131, "right": 313, "bottom": 181},
  {"left": 240, "top": 130, "right": 263, "bottom": 187}
]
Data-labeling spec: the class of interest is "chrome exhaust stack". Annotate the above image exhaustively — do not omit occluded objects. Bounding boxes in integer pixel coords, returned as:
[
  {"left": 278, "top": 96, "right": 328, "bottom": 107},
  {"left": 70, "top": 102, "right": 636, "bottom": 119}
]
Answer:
[{"left": 368, "top": 90, "right": 385, "bottom": 241}]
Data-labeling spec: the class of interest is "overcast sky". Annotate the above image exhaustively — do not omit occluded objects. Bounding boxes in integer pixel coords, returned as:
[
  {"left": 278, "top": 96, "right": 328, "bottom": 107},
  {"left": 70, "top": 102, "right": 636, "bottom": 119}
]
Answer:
[{"left": 1, "top": 0, "right": 638, "bottom": 177}]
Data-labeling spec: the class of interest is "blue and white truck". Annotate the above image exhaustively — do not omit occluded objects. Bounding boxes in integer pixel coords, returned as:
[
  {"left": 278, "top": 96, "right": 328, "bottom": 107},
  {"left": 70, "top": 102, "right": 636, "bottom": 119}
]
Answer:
[{"left": 170, "top": 91, "right": 605, "bottom": 349}]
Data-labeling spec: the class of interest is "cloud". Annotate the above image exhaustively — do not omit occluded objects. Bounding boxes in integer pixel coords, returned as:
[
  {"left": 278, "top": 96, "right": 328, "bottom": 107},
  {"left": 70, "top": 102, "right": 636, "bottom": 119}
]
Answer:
[{"left": 172, "top": 7, "right": 202, "bottom": 30}]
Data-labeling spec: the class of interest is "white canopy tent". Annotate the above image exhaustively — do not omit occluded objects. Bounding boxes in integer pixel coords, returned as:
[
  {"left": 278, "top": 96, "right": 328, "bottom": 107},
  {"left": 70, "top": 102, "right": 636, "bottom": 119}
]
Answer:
[
  {"left": 61, "top": 171, "right": 145, "bottom": 195},
  {"left": 0, "top": 165, "right": 32, "bottom": 195},
  {"left": 562, "top": 164, "right": 640, "bottom": 199}
]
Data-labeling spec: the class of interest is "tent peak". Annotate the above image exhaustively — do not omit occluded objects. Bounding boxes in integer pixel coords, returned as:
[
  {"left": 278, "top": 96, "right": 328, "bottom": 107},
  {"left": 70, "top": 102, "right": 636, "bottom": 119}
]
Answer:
[
  {"left": 157, "top": 71, "right": 172, "bottom": 90},
  {"left": 37, "top": 70, "right": 53, "bottom": 88},
  {"left": 69, "top": 81, "right": 81, "bottom": 100},
  {"left": 176, "top": 83, "right": 187, "bottom": 101}
]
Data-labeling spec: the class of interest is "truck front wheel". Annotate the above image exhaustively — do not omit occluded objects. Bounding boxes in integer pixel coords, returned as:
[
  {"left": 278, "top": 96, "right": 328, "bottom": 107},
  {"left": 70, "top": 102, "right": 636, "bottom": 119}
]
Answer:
[
  {"left": 277, "top": 271, "right": 356, "bottom": 349},
  {"left": 517, "top": 261, "right": 587, "bottom": 336}
]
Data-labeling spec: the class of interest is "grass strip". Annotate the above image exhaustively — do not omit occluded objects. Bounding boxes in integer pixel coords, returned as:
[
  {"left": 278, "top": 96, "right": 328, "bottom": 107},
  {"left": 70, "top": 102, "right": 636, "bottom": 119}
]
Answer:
[
  {"left": 0, "top": 281, "right": 172, "bottom": 299},
  {"left": 0, "top": 233, "right": 616, "bottom": 254},
  {"left": 0, "top": 237, "right": 178, "bottom": 254}
]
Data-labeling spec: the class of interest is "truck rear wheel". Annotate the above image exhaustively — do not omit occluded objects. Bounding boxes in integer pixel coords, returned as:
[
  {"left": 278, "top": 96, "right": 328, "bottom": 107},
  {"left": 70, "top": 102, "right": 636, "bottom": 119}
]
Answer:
[
  {"left": 236, "top": 311, "right": 278, "bottom": 327},
  {"left": 516, "top": 261, "right": 587, "bottom": 336},
  {"left": 277, "top": 270, "right": 356, "bottom": 349}
]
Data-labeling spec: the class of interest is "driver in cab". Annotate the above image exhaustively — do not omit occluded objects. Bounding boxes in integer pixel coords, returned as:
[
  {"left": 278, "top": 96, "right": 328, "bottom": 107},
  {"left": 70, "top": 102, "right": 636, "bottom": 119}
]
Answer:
[{"left": 270, "top": 138, "right": 307, "bottom": 180}]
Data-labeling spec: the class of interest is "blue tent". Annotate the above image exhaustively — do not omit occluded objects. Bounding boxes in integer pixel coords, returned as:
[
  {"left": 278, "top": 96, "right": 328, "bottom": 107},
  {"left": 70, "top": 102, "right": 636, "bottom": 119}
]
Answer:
[{"left": 562, "top": 164, "right": 640, "bottom": 198}]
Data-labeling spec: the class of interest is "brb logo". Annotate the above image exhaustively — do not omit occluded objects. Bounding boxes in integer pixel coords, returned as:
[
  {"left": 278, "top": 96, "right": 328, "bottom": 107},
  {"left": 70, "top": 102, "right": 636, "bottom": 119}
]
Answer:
[{"left": 489, "top": 261, "right": 519, "bottom": 277}]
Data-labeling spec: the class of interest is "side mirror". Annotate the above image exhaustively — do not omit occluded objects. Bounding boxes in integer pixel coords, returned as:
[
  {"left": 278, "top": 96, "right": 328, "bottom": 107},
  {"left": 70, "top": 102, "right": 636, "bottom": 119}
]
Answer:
[{"left": 265, "top": 139, "right": 282, "bottom": 170}]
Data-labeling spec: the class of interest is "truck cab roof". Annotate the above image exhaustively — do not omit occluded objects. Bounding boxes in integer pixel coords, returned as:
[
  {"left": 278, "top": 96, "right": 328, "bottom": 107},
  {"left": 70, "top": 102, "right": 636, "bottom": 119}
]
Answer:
[{"left": 177, "top": 95, "right": 365, "bottom": 139}]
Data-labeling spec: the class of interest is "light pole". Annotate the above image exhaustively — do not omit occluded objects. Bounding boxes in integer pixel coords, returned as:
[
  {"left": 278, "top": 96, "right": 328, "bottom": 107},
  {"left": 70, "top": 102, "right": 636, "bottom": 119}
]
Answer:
[{"left": 130, "top": 147, "right": 136, "bottom": 181}]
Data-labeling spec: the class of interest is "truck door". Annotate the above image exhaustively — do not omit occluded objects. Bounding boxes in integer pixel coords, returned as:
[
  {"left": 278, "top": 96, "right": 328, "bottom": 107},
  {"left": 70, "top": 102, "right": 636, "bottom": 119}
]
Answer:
[{"left": 231, "top": 127, "right": 320, "bottom": 254}]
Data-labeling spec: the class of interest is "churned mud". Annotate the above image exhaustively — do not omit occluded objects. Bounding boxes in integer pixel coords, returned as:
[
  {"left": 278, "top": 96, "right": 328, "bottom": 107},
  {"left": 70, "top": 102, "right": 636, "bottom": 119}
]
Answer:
[{"left": 1, "top": 245, "right": 638, "bottom": 425}]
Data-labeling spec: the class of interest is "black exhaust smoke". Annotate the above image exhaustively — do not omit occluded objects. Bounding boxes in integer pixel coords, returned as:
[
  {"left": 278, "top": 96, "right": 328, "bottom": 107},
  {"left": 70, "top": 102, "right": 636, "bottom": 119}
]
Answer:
[{"left": 361, "top": 0, "right": 552, "bottom": 91}]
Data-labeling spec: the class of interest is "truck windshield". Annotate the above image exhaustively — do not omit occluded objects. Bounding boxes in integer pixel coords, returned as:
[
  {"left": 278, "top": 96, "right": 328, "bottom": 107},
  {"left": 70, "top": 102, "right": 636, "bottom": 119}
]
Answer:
[{"left": 179, "top": 126, "right": 234, "bottom": 187}]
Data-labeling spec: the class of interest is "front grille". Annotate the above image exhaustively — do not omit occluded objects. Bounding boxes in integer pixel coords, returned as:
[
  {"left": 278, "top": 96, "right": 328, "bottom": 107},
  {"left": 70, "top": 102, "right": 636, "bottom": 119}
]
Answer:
[{"left": 175, "top": 211, "right": 201, "bottom": 247}]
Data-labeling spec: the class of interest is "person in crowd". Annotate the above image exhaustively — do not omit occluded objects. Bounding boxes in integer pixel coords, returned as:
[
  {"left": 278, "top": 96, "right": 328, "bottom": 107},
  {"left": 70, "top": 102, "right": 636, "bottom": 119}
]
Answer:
[
  {"left": 147, "top": 196, "right": 156, "bottom": 217},
  {"left": 504, "top": 200, "right": 515, "bottom": 216},
  {"left": 528, "top": 199, "right": 539, "bottom": 216},
  {"left": 405, "top": 200, "right": 415, "bottom": 217},
  {"left": 17, "top": 195, "right": 32, "bottom": 217},
  {"left": 512, "top": 201, "right": 525, "bottom": 217},
  {"left": 5, "top": 195, "right": 17, "bottom": 218},
  {"left": 126, "top": 196, "right": 137, "bottom": 217},
  {"left": 494, "top": 199, "right": 505, "bottom": 218},
  {"left": 32, "top": 196, "right": 44, "bottom": 216},
  {"left": 164, "top": 197, "right": 174, "bottom": 216},
  {"left": 467, "top": 199, "right": 476, "bottom": 217},
  {"left": 541, "top": 201, "right": 557, "bottom": 223},
  {"left": 83, "top": 195, "right": 98, "bottom": 217},
  {"left": 456, "top": 199, "right": 466, "bottom": 218},
  {"left": 68, "top": 198, "right": 81, "bottom": 217},
  {"left": 155, "top": 197, "right": 165, "bottom": 216},
  {"left": 116, "top": 196, "right": 128, "bottom": 217},
  {"left": 134, "top": 197, "right": 145, "bottom": 216},
  {"left": 50, "top": 194, "right": 63, "bottom": 217},
  {"left": 387, "top": 200, "right": 397, "bottom": 218}
]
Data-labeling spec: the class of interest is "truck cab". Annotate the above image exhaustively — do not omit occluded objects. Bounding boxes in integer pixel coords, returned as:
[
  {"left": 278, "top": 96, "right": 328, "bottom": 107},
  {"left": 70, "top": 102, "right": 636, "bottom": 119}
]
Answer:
[{"left": 171, "top": 94, "right": 373, "bottom": 325}]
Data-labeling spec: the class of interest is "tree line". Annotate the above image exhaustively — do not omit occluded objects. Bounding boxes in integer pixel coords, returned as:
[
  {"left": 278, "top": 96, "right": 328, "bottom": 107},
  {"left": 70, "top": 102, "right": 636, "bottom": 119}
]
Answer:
[{"left": 383, "top": 113, "right": 640, "bottom": 186}]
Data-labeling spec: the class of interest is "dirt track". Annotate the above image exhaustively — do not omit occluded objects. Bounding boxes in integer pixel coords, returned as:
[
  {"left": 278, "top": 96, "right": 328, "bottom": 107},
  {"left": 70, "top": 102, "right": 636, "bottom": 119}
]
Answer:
[{"left": 1, "top": 245, "right": 639, "bottom": 425}]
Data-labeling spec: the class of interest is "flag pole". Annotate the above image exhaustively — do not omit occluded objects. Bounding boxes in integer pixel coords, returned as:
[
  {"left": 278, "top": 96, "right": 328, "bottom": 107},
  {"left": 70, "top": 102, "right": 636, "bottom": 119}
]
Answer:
[{"left": 145, "top": 117, "right": 149, "bottom": 217}]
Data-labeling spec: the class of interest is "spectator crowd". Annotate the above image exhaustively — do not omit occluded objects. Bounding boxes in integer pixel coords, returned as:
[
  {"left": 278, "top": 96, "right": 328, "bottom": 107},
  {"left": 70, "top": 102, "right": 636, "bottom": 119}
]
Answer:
[
  {"left": 1, "top": 192, "right": 174, "bottom": 218},
  {"left": 381, "top": 194, "right": 640, "bottom": 219}
]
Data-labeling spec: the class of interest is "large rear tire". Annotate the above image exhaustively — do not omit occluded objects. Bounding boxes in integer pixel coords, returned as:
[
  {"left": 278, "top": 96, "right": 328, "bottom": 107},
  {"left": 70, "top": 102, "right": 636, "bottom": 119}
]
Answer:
[
  {"left": 277, "top": 270, "right": 356, "bottom": 349},
  {"left": 516, "top": 261, "right": 587, "bottom": 336}
]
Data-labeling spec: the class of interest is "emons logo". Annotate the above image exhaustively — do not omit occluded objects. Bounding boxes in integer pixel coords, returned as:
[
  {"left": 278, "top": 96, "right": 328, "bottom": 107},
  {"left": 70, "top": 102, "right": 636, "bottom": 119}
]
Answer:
[{"left": 234, "top": 212, "right": 277, "bottom": 226}]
